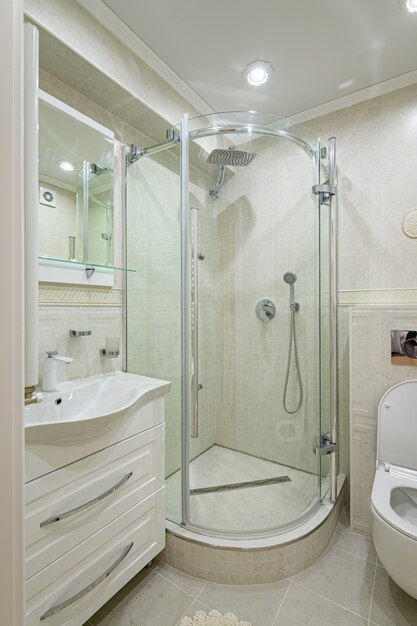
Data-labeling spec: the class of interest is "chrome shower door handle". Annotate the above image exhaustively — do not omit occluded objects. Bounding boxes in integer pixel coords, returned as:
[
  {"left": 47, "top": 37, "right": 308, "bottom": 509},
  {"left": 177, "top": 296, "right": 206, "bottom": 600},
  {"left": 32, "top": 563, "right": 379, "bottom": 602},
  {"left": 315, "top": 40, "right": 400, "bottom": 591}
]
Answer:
[
  {"left": 328, "top": 136, "right": 336, "bottom": 190},
  {"left": 190, "top": 206, "right": 199, "bottom": 438}
]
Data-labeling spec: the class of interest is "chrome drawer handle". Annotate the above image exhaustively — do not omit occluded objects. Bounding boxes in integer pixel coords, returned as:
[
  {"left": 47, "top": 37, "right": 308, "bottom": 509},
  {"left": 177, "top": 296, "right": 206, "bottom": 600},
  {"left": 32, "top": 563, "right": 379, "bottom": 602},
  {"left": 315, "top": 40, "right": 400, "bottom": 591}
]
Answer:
[
  {"left": 40, "top": 471, "right": 133, "bottom": 528},
  {"left": 39, "top": 541, "right": 134, "bottom": 621}
]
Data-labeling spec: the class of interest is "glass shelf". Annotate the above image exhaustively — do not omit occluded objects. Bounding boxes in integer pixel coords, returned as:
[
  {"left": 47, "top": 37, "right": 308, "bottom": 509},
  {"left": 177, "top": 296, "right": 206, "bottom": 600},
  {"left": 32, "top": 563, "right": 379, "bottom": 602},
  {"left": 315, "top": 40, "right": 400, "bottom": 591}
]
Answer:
[{"left": 38, "top": 255, "right": 136, "bottom": 273}]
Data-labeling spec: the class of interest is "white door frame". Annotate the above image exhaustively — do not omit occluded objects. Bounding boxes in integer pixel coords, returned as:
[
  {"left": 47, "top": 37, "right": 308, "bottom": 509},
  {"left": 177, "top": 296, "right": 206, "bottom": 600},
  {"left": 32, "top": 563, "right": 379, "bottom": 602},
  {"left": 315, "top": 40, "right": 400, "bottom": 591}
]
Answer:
[{"left": 0, "top": 0, "right": 25, "bottom": 624}]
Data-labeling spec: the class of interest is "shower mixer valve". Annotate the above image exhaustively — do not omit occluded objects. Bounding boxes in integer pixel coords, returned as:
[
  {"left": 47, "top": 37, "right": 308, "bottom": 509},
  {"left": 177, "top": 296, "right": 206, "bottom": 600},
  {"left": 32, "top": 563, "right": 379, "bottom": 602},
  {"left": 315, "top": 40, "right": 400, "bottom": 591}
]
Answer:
[{"left": 255, "top": 299, "right": 276, "bottom": 322}]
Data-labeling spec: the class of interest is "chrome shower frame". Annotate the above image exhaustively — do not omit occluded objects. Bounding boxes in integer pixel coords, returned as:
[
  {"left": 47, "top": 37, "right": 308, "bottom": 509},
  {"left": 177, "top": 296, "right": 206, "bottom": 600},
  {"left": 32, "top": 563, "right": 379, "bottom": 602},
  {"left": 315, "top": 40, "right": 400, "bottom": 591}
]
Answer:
[
  {"left": 329, "top": 138, "right": 338, "bottom": 505},
  {"left": 130, "top": 123, "right": 316, "bottom": 163},
  {"left": 183, "top": 123, "right": 338, "bottom": 529},
  {"left": 180, "top": 114, "right": 191, "bottom": 527},
  {"left": 313, "top": 137, "right": 338, "bottom": 504},
  {"left": 132, "top": 116, "right": 339, "bottom": 531}
]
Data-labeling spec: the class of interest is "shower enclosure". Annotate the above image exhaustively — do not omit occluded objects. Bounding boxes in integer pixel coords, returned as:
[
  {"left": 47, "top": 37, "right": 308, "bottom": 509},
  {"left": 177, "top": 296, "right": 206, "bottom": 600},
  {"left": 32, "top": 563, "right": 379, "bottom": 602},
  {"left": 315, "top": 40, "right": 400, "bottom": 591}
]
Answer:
[{"left": 126, "top": 111, "right": 338, "bottom": 539}]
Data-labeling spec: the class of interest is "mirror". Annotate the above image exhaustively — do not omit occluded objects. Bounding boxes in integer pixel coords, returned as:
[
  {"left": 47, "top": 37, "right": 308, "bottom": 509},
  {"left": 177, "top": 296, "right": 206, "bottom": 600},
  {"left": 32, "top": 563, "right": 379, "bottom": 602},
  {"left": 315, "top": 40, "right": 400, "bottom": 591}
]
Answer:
[{"left": 38, "top": 91, "right": 114, "bottom": 268}]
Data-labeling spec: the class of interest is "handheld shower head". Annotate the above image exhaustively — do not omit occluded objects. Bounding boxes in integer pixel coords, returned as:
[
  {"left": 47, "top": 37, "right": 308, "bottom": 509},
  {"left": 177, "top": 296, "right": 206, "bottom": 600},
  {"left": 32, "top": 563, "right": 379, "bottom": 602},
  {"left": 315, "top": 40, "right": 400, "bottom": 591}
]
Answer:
[
  {"left": 283, "top": 272, "right": 299, "bottom": 311},
  {"left": 283, "top": 272, "right": 297, "bottom": 285}
]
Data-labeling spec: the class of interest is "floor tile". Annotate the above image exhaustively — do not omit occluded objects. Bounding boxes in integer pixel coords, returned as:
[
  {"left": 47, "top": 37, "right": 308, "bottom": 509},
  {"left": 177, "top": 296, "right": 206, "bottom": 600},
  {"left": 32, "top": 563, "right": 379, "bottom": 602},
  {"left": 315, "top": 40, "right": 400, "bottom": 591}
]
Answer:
[
  {"left": 273, "top": 582, "right": 368, "bottom": 625},
  {"left": 331, "top": 511, "right": 378, "bottom": 563},
  {"left": 370, "top": 566, "right": 417, "bottom": 626},
  {"left": 293, "top": 546, "right": 375, "bottom": 618},
  {"left": 88, "top": 566, "right": 151, "bottom": 624},
  {"left": 175, "top": 600, "right": 213, "bottom": 625},
  {"left": 89, "top": 570, "right": 194, "bottom": 626},
  {"left": 197, "top": 579, "right": 290, "bottom": 626},
  {"left": 155, "top": 560, "right": 206, "bottom": 596}
]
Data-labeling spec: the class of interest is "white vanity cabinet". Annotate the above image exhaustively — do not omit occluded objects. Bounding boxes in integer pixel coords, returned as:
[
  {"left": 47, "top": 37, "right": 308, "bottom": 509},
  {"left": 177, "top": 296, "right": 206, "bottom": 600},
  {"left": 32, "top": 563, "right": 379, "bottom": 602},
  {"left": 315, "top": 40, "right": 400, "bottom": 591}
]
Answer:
[{"left": 24, "top": 374, "right": 169, "bottom": 626}]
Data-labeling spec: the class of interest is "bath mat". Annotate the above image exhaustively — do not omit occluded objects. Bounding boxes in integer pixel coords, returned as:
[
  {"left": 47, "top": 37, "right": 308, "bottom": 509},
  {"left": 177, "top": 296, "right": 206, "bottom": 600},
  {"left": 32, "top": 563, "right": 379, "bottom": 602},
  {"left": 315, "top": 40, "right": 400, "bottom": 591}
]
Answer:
[{"left": 179, "top": 609, "right": 251, "bottom": 626}]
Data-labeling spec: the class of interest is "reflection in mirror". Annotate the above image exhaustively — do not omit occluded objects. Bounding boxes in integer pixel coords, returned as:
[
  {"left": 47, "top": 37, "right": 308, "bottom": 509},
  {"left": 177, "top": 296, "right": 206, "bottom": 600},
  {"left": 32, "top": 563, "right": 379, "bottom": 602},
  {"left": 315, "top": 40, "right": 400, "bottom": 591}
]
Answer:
[{"left": 38, "top": 91, "right": 114, "bottom": 267}]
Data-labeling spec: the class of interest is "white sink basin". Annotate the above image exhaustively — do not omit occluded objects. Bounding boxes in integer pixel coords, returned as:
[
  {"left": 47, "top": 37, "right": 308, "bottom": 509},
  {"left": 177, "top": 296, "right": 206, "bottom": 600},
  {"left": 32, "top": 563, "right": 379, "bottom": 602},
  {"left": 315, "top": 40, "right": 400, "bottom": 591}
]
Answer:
[{"left": 25, "top": 371, "right": 171, "bottom": 429}]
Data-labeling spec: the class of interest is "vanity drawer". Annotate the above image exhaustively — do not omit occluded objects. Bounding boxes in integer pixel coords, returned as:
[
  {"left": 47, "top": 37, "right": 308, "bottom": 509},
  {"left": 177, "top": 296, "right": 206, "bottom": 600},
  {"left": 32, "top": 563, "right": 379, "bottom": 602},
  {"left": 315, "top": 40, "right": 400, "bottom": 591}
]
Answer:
[
  {"left": 26, "top": 424, "right": 164, "bottom": 579},
  {"left": 26, "top": 487, "right": 165, "bottom": 626}
]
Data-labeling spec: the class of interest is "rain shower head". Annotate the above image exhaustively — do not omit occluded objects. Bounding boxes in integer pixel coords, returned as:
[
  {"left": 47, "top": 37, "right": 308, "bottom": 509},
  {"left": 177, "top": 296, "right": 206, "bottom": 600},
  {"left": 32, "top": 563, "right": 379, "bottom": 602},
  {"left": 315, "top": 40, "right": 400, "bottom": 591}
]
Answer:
[
  {"left": 207, "top": 146, "right": 257, "bottom": 198},
  {"left": 283, "top": 272, "right": 297, "bottom": 285},
  {"left": 207, "top": 147, "right": 257, "bottom": 167}
]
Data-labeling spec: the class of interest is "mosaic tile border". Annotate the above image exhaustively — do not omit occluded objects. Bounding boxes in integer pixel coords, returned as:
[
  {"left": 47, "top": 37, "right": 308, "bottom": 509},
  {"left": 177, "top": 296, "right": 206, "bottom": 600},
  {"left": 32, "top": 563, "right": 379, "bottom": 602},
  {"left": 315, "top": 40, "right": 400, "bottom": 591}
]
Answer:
[
  {"left": 159, "top": 482, "right": 346, "bottom": 584},
  {"left": 39, "top": 283, "right": 124, "bottom": 307},
  {"left": 339, "top": 288, "right": 417, "bottom": 306}
]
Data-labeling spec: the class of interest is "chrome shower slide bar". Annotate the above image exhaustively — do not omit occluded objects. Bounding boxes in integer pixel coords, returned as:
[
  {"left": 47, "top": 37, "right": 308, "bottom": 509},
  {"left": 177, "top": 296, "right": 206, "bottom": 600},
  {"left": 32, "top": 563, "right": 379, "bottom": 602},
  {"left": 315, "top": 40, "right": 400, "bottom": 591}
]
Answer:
[{"left": 190, "top": 206, "right": 199, "bottom": 439}]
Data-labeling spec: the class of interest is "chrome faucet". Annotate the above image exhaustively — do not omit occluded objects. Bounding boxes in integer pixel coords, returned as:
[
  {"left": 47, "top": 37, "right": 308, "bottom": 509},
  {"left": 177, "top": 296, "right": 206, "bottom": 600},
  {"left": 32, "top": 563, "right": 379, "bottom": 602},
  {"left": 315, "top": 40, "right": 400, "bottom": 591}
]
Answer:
[{"left": 42, "top": 351, "right": 73, "bottom": 392}]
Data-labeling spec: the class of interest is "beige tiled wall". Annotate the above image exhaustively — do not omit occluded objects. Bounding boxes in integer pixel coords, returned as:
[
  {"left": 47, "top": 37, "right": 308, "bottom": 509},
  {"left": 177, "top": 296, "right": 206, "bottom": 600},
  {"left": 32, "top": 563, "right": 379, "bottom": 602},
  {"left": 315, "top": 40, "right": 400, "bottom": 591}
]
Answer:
[
  {"left": 37, "top": 68, "right": 129, "bottom": 385},
  {"left": 36, "top": 53, "right": 168, "bottom": 387},
  {"left": 125, "top": 151, "right": 183, "bottom": 479},
  {"left": 25, "top": 0, "right": 203, "bottom": 125},
  {"left": 205, "top": 135, "right": 322, "bottom": 476},
  {"left": 38, "top": 183, "right": 76, "bottom": 259},
  {"left": 306, "top": 83, "right": 417, "bottom": 295},
  {"left": 125, "top": 152, "right": 217, "bottom": 480},
  {"left": 304, "top": 83, "right": 417, "bottom": 510},
  {"left": 337, "top": 307, "right": 350, "bottom": 481},
  {"left": 350, "top": 308, "right": 417, "bottom": 536},
  {"left": 35, "top": 0, "right": 194, "bottom": 388},
  {"left": 38, "top": 300, "right": 124, "bottom": 383}
]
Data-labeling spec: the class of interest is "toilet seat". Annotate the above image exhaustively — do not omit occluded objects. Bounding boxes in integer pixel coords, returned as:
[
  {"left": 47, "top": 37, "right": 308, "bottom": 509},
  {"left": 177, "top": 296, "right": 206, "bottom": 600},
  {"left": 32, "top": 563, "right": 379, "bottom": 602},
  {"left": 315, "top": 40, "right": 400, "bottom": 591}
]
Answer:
[
  {"left": 370, "top": 380, "right": 417, "bottom": 599},
  {"left": 371, "top": 465, "right": 417, "bottom": 540}
]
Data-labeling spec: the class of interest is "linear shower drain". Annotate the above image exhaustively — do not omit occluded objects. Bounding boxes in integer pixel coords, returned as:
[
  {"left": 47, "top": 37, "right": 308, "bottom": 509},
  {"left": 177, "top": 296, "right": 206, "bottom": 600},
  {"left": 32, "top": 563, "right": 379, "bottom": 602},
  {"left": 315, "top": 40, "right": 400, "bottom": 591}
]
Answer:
[{"left": 190, "top": 475, "right": 291, "bottom": 495}]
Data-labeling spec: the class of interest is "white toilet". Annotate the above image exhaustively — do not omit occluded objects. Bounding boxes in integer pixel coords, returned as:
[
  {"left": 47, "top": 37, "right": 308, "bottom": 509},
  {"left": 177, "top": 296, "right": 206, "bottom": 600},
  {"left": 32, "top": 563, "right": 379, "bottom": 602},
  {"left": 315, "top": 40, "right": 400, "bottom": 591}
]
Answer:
[{"left": 371, "top": 380, "right": 417, "bottom": 599}]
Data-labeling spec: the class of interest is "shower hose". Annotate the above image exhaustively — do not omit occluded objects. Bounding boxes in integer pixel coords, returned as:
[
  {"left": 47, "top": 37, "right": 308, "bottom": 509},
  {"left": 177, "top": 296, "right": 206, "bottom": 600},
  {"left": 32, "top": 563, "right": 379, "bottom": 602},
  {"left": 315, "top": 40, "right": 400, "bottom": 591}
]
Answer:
[{"left": 283, "top": 305, "right": 303, "bottom": 414}]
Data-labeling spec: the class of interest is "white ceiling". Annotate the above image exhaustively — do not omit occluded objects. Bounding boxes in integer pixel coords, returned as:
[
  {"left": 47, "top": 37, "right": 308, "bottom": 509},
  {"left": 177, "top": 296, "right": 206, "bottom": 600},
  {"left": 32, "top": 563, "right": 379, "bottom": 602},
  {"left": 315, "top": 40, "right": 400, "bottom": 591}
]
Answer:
[{"left": 102, "top": 0, "right": 417, "bottom": 117}]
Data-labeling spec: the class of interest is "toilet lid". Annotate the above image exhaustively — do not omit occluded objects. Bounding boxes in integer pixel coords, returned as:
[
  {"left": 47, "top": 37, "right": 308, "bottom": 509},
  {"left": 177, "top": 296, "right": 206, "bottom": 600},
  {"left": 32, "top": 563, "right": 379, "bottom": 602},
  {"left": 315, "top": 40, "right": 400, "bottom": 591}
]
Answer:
[{"left": 378, "top": 380, "right": 417, "bottom": 472}]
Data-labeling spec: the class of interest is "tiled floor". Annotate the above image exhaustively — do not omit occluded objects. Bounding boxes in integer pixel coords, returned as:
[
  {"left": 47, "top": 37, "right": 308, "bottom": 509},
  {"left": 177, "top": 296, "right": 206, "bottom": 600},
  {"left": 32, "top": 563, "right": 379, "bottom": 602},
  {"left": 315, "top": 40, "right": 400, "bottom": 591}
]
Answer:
[
  {"left": 166, "top": 445, "right": 323, "bottom": 533},
  {"left": 84, "top": 510, "right": 417, "bottom": 626}
]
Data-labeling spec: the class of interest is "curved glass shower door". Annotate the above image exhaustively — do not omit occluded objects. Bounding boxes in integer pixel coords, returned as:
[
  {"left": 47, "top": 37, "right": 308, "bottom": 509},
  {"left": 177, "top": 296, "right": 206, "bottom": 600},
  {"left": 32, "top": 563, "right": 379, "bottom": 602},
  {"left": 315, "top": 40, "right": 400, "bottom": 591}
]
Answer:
[
  {"left": 126, "top": 138, "right": 183, "bottom": 526},
  {"left": 181, "top": 112, "right": 330, "bottom": 536},
  {"left": 125, "top": 111, "right": 335, "bottom": 539}
]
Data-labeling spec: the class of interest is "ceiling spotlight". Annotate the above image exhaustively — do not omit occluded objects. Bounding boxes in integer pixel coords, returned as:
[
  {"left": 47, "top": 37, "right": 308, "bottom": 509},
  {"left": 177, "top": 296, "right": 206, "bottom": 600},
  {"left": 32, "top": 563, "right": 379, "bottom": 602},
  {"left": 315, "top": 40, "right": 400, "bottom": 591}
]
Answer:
[
  {"left": 406, "top": 0, "right": 417, "bottom": 12},
  {"left": 58, "top": 160, "right": 75, "bottom": 172},
  {"left": 244, "top": 60, "right": 273, "bottom": 86}
]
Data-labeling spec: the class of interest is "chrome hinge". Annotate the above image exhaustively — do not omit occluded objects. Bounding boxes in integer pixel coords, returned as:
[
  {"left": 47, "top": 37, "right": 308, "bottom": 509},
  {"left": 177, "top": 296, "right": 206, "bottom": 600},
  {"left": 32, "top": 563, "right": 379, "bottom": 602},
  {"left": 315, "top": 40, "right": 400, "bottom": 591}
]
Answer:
[
  {"left": 127, "top": 144, "right": 145, "bottom": 163},
  {"left": 166, "top": 128, "right": 180, "bottom": 143},
  {"left": 314, "top": 432, "right": 337, "bottom": 456},
  {"left": 312, "top": 179, "right": 337, "bottom": 206}
]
